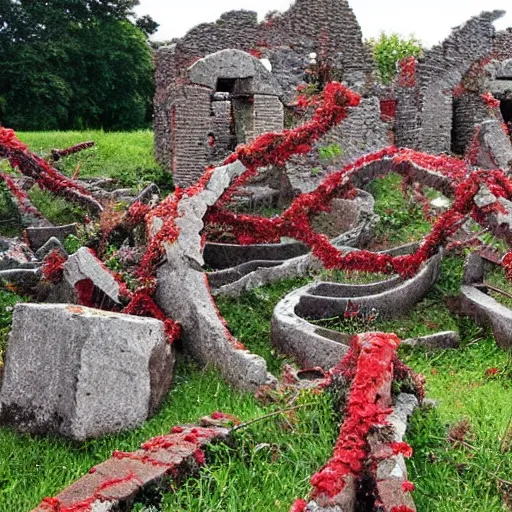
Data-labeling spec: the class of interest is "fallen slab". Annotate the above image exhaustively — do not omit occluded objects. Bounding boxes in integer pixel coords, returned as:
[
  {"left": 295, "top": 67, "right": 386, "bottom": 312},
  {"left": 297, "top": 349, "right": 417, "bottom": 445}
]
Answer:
[
  {"left": 25, "top": 223, "right": 77, "bottom": 251},
  {"left": 0, "top": 303, "right": 174, "bottom": 440},
  {"left": 31, "top": 422, "right": 229, "bottom": 512}
]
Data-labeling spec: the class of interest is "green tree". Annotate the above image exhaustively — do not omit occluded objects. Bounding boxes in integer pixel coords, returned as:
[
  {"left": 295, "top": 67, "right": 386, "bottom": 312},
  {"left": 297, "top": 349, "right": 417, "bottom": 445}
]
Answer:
[
  {"left": 368, "top": 33, "right": 423, "bottom": 85},
  {"left": 0, "top": 0, "right": 156, "bottom": 130}
]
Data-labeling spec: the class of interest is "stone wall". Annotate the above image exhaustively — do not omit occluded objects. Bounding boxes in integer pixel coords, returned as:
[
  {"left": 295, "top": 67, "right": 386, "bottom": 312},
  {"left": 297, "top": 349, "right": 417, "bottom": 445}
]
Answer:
[
  {"left": 154, "top": 0, "right": 373, "bottom": 173},
  {"left": 395, "top": 11, "right": 505, "bottom": 153},
  {"left": 453, "top": 93, "right": 491, "bottom": 155},
  {"left": 165, "top": 50, "right": 285, "bottom": 187}
]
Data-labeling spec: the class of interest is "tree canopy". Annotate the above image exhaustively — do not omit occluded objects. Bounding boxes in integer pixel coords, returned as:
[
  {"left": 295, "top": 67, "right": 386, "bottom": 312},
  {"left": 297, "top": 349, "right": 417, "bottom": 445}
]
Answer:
[{"left": 0, "top": 0, "right": 156, "bottom": 130}]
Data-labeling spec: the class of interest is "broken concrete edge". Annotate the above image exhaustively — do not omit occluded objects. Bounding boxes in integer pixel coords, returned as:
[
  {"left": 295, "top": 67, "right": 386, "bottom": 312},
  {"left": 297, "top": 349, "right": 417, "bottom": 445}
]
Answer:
[
  {"left": 208, "top": 191, "right": 377, "bottom": 298},
  {"left": 459, "top": 285, "right": 512, "bottom": 349},
  {"left": 271, "top": 250, "right": 442, "bottom": 370},
  {"left": 370, "top": 393, "right": 419, "bottom": 512},
  {"left": 31, "top": 420, "right": 232, "bottom": 512},
  {"left": 458, "top": 252, "right": 512, "bottom": 349}
]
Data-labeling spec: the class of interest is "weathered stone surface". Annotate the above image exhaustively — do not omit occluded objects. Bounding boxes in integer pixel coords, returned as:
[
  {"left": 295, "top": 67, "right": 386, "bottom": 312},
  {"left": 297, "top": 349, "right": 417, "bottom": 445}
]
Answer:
[
  {"left": 130, "top": 182, "right": 160, "bottom": 206},
  {"left": 156, "top": 243, "right": 275, "bottom": 391},
  {"left": 204, "top": 241, "right": 309, "bottom": 271},
  {"left": 209, "top": 190, "right": 377, "bottom": 298},
  {"left": 403, "top": 331, "right": 460, "bottom": 350},
  {"left": 459, "top": 284, "right": 512, "bottom": 349},
  {"left": 0, "top": 268, "right": 41, "bottom": 289},
  {"left": 0, "top": 237, "right": 36, "bottom": 270},
  {"left": 63, "top": 247, "right": 122, "bottom": 304},
  {"left": 0, "top": 304, "right": 174, "bottom": 440},
  {"left": 470, "top": 120, "right": 512, "bottom": 170},
  {"left": 188, "top": 49, "right": 283, "bottom": 97},
  {"left": 154, "top": 161, "right": 275, "bottom": 391},
  {"left": 371, "top": 393, "right": 418, "bottom": 512},
  {"left": 25, "top": 223, "right": 77, "bottom": 251},
  {"left": 463, "top": 251, "right": 485, "bottom": 284},
  {"left": 31, "top": 424, "right": 228, "bottom": 511},
  {"left": 272, "top": 249, "right": 442, "bottom": 369},
  {"left": 34, "top": 236, "right": 68, "bottom": 261}
]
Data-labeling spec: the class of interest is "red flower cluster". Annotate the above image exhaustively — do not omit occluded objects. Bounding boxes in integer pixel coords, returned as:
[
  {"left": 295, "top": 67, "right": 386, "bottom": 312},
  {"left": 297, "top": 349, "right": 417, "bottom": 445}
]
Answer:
[{"left": 0, "top": 127, "right": 102, "bottom": 215}]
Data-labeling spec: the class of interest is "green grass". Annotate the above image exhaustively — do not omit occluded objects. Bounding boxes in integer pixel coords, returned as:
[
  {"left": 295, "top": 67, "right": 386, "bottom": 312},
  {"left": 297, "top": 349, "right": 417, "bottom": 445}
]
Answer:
[
  {"left": 0, "top": 290, "right": 27, "bottom": 367},
  {"left": 403, "top": 338, "right": 512, "bottom": 512},
  {"left": 369, "top": 173, "right": 435, "bottom": 248},
  {"left": 216, "top": 278, "right": 309, "bottom": 375},
  {"left": 0, "top": 134, "right": 511, "bottom": 511},
  {"left": 17, "top": 131, "right": 170, "bottom": 189},
  {"left": 0, "top": 359, "right": 335, "bottom": 511},
  {"left": 156, "top": 390, "right": 338, "bottom": 512},
  {"left": 485, "top": 263, "right": 512, "bottom": 309},
  {"left": 311, "top": 256, "right": 462, "bottom": 339},
  {"left": 0, "top": 130, "right": 172, "bottom": 235}
]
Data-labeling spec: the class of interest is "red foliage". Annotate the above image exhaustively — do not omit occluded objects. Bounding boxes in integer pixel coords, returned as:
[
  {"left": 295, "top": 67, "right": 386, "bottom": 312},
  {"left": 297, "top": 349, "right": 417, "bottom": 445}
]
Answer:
[
  {"left": 50, "top": 141, "right": 94, "bottom": 162},
  {"left": 289, "top": 499, "right": 308, "bottom": 512},
  {"left": 0, "top": 127, "right": 102, "bottom": 214},
  {"left": 390, "top": 441, "right": 413, "bottom": 458},
  {"left": 41, "top": 250, "right": 67, "bottom": 284},
  {"left": 481, "top": 92, "right": 500, "bottom": 109},
  {"left": 503, "top": 252, "right": 512, "bottom": 281},
  {"left": 398, "top": 57, "right": 417, "bottom": 88},
  {"left": 0, "top": 172, "right": 42, "bottom": 217},
  {"left": 309, "top": 333, "right": 399, "bottom": 500},
  {"left": 193, "top": 449, "right": 206, "bottom": 465},
  {"left": 402, "top": 481, "right": 416, "bottom": 492},
  {"left": 380, "top": 99, "right": 397, "bottom": 121},
  {"left": 391, "top": 507, "right": 416, "bottom": 512},
  {"left": 74, "top": 279, "right": 95, "bottom": 307}
]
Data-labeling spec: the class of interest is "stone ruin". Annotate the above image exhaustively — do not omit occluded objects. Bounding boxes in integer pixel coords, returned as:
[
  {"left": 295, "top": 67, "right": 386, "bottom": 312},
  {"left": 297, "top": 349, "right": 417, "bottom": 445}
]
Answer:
[{"left": 1, "top": 1, "right": 512, "bottom": 511}]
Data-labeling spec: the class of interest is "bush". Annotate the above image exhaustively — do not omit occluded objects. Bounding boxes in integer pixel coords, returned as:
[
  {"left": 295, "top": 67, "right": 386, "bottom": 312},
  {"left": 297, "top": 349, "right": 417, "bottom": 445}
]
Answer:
[{"left": 368, "top": 33, "right": 423, "bottom": 85}]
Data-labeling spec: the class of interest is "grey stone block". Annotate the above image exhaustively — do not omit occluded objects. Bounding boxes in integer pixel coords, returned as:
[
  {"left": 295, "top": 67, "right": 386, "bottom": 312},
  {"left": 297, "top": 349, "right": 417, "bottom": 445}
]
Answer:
[
  {"left": 25, "top": 224, "right": 77, "bottom": 251},
  {"left": 0, "top": 303, "right": 174, "bottom": 440},
  {"left": 35, "top": 236, "right": 68, "bottom": 261},
  {"left": 0, "top": 237, "right": 36, "bottom": 271}
]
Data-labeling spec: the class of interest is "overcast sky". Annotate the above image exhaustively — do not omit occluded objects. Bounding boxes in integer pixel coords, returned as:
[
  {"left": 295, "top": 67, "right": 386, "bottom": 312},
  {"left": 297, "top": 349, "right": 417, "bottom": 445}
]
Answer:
[{"left": 134, "top": 0, "right": 511, "bottom": 48}]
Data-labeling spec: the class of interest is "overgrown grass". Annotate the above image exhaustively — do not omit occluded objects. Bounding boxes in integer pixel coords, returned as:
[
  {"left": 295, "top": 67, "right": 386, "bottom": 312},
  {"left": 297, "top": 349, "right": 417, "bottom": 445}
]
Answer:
[
  {"left": 485, "top": 263, "right": 512, "bottom": 309},
  {"left": 369, "top": 173, "right": 436, "bottom": 248},
  {"left": 17, "top": 131, "right": 170, "bottom": 189},
  {"left": 0, "top": 358, "right": 334, "bottom": 511},
  {"left": 403, "top": 338, "right": 512, "bottom": 512},
  {"left": 311, "top": 256, "right": 462, "bottom": 339},
  {"left": 0, "top": 290, "right": 27, "bottom": 367},
  {"left": 0, "top": 131, "right": 172, "bottom": 235},
  {"left": 1, "top": 135, "right": 511, "bottom": 511},
  {"left": 216, "top": 278, "right": 309, "bottom": 375}
]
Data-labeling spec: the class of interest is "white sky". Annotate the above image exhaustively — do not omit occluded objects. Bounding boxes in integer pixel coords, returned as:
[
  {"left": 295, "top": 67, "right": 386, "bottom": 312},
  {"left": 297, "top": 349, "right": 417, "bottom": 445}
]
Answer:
[{"left": 135, "top": 0, "right": 512, "bottom": 48}]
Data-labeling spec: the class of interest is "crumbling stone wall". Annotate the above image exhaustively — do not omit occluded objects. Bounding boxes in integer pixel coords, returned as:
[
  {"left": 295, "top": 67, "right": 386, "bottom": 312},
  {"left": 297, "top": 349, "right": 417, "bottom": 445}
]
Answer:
[
  {"left": 452, "top": 28, "right": 512, "bottom": 155},
  {"left": 395, "top": 11, "right": 505, "bottom": 154},
  {"left": 154, "top": 0, "right": 373, "bottom": 174},
  {"left": 164, "top": 50, "right": 284, "bottom": 186}
]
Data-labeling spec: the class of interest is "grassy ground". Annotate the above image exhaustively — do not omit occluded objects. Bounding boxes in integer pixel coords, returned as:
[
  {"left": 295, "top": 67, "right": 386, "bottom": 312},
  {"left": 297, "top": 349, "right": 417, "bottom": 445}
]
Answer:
[
  {"left": 0, "top": 131, "right": 171, "bottom": 235},
  {"left": 0, "top": 145, "right": 511, "bottom": 511},
  {"left": 16, "top": 131, "right": 169, "bottom": 188}
]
